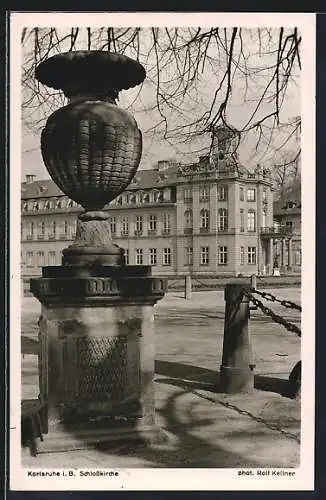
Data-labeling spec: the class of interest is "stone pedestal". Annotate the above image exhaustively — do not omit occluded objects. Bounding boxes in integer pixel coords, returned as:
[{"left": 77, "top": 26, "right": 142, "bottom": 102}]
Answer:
[{"left": 30, "top": 265, "right": 166, "bottom": 452}]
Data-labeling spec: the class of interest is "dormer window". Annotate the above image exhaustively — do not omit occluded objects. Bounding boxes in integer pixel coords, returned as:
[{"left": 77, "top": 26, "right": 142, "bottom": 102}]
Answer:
[
  {"left": 158, "top": 173, "right": 167, "bottom": 182},
  {"left": 283, "top": 201, "right": 296, "bottom": 209},
  {"left": 153, "top": 190, "right": 161, "bottom": 202}
]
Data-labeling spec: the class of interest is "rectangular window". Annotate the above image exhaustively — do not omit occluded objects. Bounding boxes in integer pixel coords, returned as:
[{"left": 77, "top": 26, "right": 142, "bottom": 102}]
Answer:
[
  {"left": 200, "top": 246, "right": 209, "bottom": 266},
  {"left": 247, "top": 210, "right": 256, "bottom": 232},
  {"left": 27, "top": 222, "right": 34, "bottom": 239},
  {"left": 218, "top": 185, "right": 228, "bottom": 201},
  {"left": 295, "top": 250, "right": 301, "bottom": 266},
  {"left": 110, "top": 217, "right": 116, "bottom": 235},
  {"left": 38, "top": 221, "right": 45, "bottom": 239},
  {"left": 136, "top": 249, "right": 143, "bottom": 265},
  {"left": 185, "top": 247, "right": 193, "bottom": 266},
  {"left": 37, "top": 252, "right": 45, "bottom": 267},
  {"left": 124, "top": 249, "right": 129, "bottom": 265},
  {"left": 48, "top": 251, "right": 56, "bottom": 266},
  {"left": 163, "top": 213, "right": 171, "bottom": 234},
  {"left": 262, "top": 209, "right": 267, "bottom": 228},
  {"left": 263, "top": 188, "right": 267, "bottom": 202},
  {"left": 163, "top": 248, "right": 172, "bottom": 266},
  {"left": 218, "top": 246, "right": 228, "bottom": 265},
  {"left": 183, "top": 187, "right": 192, "bottom": 202},
  {"left": 218, "top": 208, "right": 228, "bottom": 231},
  {"left": 199, "top": 185, "right": 209, "bottom": 202},
  {"left": 148, "top": 215, "right": 157, "bottom": 232},
  {"left": 240, "top": 187, "right": 244, "bottom": 201},
  {"left": 48, "top": 220, "right": 56, "bottom": 239},
  {"left": 135, "top": 216, "right": 143, "bottom": 234},
  {"left": 248, "top": 247, "right": 256, "bottom": 265},
  {"left": 122, "top": 217, "right": 129, "bottom": 235},
  {"left": 286, "top": 221, "right": 293, "bottom": 231},
  {"left": 71, "top": 220, "right": 77, "bottom": 239},
  {"left": 240, "top": 209, "right": 245, "bottom": 232},
  {"left": 240, "top": 246, "right": 245, "bottom": 265},
  {"left": 247, "top": 188, "right": 256, "bottom": 202},
  {"left": 200, "top": 209, "right": 209, "bottom": 230},
  {"left": 26, "top": 251, "right": 33, "bottom": 267},
  {"left": 149, "top": 248, "right": 157, "bottom": 266}
]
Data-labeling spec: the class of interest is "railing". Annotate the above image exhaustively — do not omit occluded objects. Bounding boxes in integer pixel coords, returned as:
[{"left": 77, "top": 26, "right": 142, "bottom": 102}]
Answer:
[{"left": 260, "top": 227, "right": 293, "bottom": 237}]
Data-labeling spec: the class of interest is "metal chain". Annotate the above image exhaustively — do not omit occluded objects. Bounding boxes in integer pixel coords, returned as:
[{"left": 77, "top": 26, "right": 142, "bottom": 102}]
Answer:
[
  {"left": 245, "top": 291, "right": 301, "bottom": 337},
  {"left": 192, "top": 388, "right": 300, "bottom": 444},
  {"left": 250, "top": 288, "right": 302, "bottom": 312}
]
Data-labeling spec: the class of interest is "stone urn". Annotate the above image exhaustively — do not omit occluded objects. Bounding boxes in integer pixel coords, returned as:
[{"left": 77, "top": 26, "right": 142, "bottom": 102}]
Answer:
[
  {"left": 35, "top": 50, "right": 146, "bottom": 266},
  {"left": 29, "top": 52, "right": 167, "bottom": 451}
]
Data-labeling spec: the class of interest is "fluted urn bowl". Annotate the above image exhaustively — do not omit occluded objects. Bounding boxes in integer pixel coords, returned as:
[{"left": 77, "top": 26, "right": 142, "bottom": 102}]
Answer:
[{"left": 35, "top": 51, "right": 146, "bottom": 211}]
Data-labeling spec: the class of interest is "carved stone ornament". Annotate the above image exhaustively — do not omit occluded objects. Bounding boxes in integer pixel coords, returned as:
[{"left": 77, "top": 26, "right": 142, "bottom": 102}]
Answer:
[{"left": 35, "top": 51, "right": 146, "bottom": 265}]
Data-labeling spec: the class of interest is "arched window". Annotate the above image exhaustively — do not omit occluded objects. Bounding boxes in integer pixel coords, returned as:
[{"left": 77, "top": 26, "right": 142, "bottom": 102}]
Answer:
[
  {"left": 247, "top": 209, "right": 256, "bottom": 232},
  {"left": 38, "top": 221, "right": 45, "bottom": 239},
  {"left": 184, "top": 209, "right": 193, "bottom": 229},
  {"left": 49, "top": 220, "right": 56, "bottom": 238},
  {"left": 200, "top": 208, "right": 209, "bottom": 231},
  {"left": 218, "top": 208, "right": 228, "bottom": 231}
]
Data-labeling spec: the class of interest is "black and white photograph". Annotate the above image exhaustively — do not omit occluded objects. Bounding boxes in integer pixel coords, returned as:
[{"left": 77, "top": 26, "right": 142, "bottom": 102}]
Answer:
[{"left": 10, "top": 12, "right": 315, "bottom": 491}]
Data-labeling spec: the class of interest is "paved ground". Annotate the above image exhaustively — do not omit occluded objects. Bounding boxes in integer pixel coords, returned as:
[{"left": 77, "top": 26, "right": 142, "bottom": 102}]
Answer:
[{"left": 20, "top": 288, "right": 301, "bottom": 468}]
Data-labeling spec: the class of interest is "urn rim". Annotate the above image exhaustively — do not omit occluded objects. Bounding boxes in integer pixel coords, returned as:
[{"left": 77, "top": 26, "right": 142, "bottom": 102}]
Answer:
[{"left": 35, "top": 50, "right": 146, "bottom": 95}]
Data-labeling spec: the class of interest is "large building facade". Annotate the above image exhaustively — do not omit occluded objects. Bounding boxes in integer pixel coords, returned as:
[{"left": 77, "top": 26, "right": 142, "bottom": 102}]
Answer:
[
  {"left": 21, "top": 128, "right": 297, "bottom": 280},
  {"left": 272, "top": 182, "right": 301, "bottom": 274}
]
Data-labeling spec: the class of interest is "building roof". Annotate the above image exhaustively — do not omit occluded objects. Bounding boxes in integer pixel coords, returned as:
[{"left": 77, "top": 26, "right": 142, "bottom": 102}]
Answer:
[
  {"left": 21, "top": 166, "right": 180, "bottom": 200},
  {"left": 21, "top": 179, "right": 65, "bottom": 199},
  {"left": 21, "top": 159, "right": 269, "bottom": 200}
]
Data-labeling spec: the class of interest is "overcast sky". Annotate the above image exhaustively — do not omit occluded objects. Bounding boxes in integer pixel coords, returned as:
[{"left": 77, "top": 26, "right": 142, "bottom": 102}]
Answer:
[{"left": 21, "top": 26, "right": 300, "bottom": 181}]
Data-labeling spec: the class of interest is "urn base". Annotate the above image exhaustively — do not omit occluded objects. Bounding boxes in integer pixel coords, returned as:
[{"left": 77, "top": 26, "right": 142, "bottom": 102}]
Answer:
[{"left": 29, "top": 419, "right": 167, "bottom": 455}]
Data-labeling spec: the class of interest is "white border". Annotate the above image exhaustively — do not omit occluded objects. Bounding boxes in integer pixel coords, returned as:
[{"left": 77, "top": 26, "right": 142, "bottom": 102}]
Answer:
[{"left": 10, "top": 11, "right": 316, "bottom": 491}]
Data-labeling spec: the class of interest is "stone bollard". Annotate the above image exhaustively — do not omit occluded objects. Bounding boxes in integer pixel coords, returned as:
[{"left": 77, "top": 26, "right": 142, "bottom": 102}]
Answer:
[
  {"left": 184, "top": 274, "right": 192, "bottom": 300},
  {"left": 220, "top": 283, "right": 254, "bottom": 393}
]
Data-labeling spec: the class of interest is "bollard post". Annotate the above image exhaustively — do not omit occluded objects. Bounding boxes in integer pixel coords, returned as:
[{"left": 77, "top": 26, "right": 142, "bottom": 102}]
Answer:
[
  {"left": 220, "top": 283, "right": 254, "bottom": 393},
  {"left": 184, "top": 274, "right": 192, "bottom": 300},
  {"left": 250, "top": 274, "right": 257, "bottom": 290}
]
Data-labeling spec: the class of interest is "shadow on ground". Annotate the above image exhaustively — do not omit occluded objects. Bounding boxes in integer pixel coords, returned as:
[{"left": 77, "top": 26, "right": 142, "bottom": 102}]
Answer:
[{"left": 155, "top": 360, "right": 293, "bottom": 398}]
